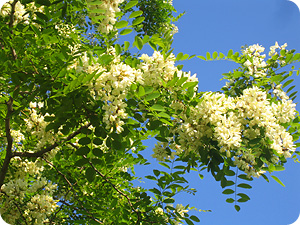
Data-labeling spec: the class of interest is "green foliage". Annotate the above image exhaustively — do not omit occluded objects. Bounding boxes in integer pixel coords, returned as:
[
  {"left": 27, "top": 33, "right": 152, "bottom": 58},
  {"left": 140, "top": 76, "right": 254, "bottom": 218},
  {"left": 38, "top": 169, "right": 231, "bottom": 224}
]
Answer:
[{"left": 0, "top": 0, "right": 298, "bottom": 224}]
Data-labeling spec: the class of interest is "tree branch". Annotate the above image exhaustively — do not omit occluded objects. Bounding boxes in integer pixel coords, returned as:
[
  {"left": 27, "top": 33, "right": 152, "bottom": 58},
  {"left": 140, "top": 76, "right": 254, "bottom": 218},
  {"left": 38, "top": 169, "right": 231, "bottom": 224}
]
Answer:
[
  {"left": 9, "top": 0, "right": 18, "bottom": 60},
  {"left": 13, "top": 123, "right": 91, "bottom": 158},
  {"left": 0, "top": 97, "right": 14, "bottom": 188},
  {"left": 82, "top": 155, "right": 142, "bottom": 223}
]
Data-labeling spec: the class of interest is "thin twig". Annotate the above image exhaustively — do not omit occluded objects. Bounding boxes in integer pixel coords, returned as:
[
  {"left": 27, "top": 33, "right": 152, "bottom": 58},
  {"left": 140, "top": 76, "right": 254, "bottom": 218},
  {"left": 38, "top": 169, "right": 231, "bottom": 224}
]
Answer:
[
  {"left": 13, "top": 123, "right": 91, "bottom": 158},
  {"left": 42, "top": 157, "right": 73, "bottom": 187},
  {"left": 82, "top": 155, "right": 142, "bottom": 222}
]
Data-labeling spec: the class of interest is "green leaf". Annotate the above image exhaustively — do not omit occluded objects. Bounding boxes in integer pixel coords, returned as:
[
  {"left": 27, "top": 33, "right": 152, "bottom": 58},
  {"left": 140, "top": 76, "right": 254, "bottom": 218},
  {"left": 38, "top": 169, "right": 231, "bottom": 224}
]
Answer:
[
  {"left": 35, "top": 12, "right": 48, "bottom": 21},
  {"left": 248, "top": 138, "right": 261, "bottom": 145},
  {"left": 225, "top": 170, "right": 235, "bottom": 176},
  {"left": 282, "top": 79, "right": 294, "bottom": 89},
  {"left": 92, "top": 148, "right": 103, "bottom": 157},
  {"left": 182, "top": 81, "right": 198, "bottom": 89},
  {"left": 85, "top": 167, "right": 96, "bottom": 182},
  {"left": 226, "top": 180, "right": 235, "bottom": 187},
  {"left": 89, "top": 8, "right": 106, "bottom": 14},
  {"left": 212, "top": 51, "right": 218, "bottom": 59},
  {"left": 163, "top": 198, "right": 175, "bottom": 203},
  {"left": 35, "top": 0, "right": 51, "bottom": 6},
  {"left": 226, "top": 198, "right": 234, "bottom": 203},
  {"left": 124, "top": 41, "right": 130, "bottom": 51},
  {"left": 222, "top": 189, "right": 234, "bottom": 194},
  {"left": 237, "top": 183, "right": 252, "bottom": 189},
  {"left": 176, "top": 52, "right": 183, "bottom": 61},
  {"left": 134, "top": 36, "right": 143, "bottom": 50},
  {"left": 234, "top": 205, "right": 241, "bottom": 212},
  {"left": 176, "top": 77, "right": 188, "bottom": 87},
  {"left": 79, "top": 137, "right": 91, "bottom": 145},
  {"left": 132, "top": 17, "right": 145, "bottom": 26},
  {"left": 145, "top": 175, "right": 157, "bottom": 181},
  {"left": 275, "top": 165, "right": 285, "bottom": 171},
  {"left": 227, "top": 49, "right": 233, "bottom": 58},
  {"left": 144, "top": 86, "right": 154, "bottom": 94},
  {"left": 219, "top": 52, "right": 225, "bottom": 59},
  {"left": 93, "top": 138, "right": 103, "bottom": 145},
  {"left": 182, "top": 54, "right": 189, "bottom": 60},
  {"left": 158, "top": 112, "right": 170, "bottom": 118},
  {"left": 129, "top": 10, "right": 143, "bottom": 18},
  {"left": 185, "top": 218, "right": 194, "bottom": 225},
  {"left": 145, "top": 92, "right": 160, "bottom": 101},
  {"left": 237, "top": 193, "right": 250, "bottom": 200},
  {"left": 151, "top": 104, "right": 165, "bottom": 111},
  {"left": 287, "top": 85, "right": 295, "bottom": 93},
  {"left": 237, "top": 198, "right": 249, "bottom": 203},
  {"left": 190, "top": 215, "right": 200, "bottom": 222},
  {"left": 238, "top": 174, "right": 253, "bottom": 181},
  {"left": 271, "top": 175, "right": 285, "bottom": 187},
  {"left": 155, "top": 136, "right": 168, "bottom": 142},
  {"left": 206, "top": 52, "right": 211, "bottom": 60},
  {"left": 153, "top": 169, "right": 160, "bottom": 177},
  {"left": 159, "top": 162, "right": 170, "bottom": 169},
  {"left": 114, "top": 44, "right": 121, "bottom": 55},
  {"left": 75, "top": 158, "right": 89, "bottom": 167},
  {"left": 149, "top": 188, "right": 161, "bottom": 195},
  {"left": 87, "top": 0, "right": 103, "bottom": 6},
  {"left": 120, "top": 29, "right": 132, "bottom": 35},
  {"left": 76, "top": 146, "right": 90, "bottom": 156},
  {"left": 138, "top": 86, "right": 145, "bottom": 97},
  {"left": 124, "top": 1, "right": 138, "bottom": 10},
  {"left": 197, "top": 55, "right": 206, "bottom": 61},
  {"left": 261, "top": 174, "right": 269, "bottom": 182},
  {"left": 115, "top": 20, "right": 128, "bottom": 29}
]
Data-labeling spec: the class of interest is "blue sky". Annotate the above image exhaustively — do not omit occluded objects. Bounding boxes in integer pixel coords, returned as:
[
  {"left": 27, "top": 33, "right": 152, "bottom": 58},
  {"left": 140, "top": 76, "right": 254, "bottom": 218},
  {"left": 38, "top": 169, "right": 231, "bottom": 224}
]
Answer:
[{"left": 136, "top": 1, "right": 300, "bottom": 225}]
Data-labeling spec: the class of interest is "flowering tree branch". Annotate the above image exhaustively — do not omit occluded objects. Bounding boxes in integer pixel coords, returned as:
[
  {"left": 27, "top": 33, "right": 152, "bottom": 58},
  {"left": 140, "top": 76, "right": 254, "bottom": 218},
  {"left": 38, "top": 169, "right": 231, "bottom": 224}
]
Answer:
[{"left": 12, "top": 123, "right": 91, "bottom": 158}]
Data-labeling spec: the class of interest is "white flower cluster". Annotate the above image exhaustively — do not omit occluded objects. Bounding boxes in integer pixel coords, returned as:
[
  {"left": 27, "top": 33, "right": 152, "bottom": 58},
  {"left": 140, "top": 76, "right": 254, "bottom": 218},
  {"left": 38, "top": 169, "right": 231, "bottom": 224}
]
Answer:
[
  {"left": 69, "top": 48, "right": 142, "bottom": 134},
  {"left": 24, "top": 102, "right": 56, "bottom": 151},
  {"left": 242, "top": 44, "right": 267, "bottom": 78},
  {"left": 139, "top": 51, "right": 197, "bottom": 89},
  {"left": 153, "top": 86, "right": 296, "bottom": 177},
  {"left": 152, "top": 141, "right": 173, "bottom": 161},
  {"left": 173, "top": 204, "right": 189, "bottom": 225},
  {"left": 269, "top": 41, "right": 288, "bottom": 58},
  {"left": 0, "top": 157, "right": 58, "bottom": 224},
  {"left": 163, "top": 0, "right": 173, "bottom": 5},
  {"left": 55, "top": 23, "right": 76, "bottom": 38},
  {"left": 0, "top": 1, "right": 44, "bottom": 25},
  {"left": 0, "top": 1, "right": 28, "bottom": 25},
  {"left": 68, "top": 51, "right": 103, "bottom": 74},
  {"left": 242, "top": 42, "right": 289, "bottom": 78},
  {"left": 94, "top": 59, "right": 143, "bottom": 133},
  {"left": 87, "top": 0, "right": 124, "bottom": 33},
  {"left": 11, "top": 129, "right": 25, "bottom": 144}
]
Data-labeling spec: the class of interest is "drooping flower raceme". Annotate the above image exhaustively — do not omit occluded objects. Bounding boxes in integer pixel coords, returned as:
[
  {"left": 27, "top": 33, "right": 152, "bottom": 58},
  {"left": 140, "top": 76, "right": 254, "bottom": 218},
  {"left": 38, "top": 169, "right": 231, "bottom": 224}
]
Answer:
[
  {"left": 94, "top": 61, "right": 143, "bottom": 133},
  {"left": 139, "top": 51, "right": 198, "bottom": 90},
  {"left": 87, "top": 0, "right": 125, "bottom": 34}
]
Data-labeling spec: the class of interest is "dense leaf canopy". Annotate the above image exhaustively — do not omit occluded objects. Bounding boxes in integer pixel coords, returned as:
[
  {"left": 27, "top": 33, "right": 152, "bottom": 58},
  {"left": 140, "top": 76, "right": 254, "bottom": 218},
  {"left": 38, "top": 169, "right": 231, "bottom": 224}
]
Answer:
[{"left": 0, "top": 0, "right": 299, "bottom": 224}]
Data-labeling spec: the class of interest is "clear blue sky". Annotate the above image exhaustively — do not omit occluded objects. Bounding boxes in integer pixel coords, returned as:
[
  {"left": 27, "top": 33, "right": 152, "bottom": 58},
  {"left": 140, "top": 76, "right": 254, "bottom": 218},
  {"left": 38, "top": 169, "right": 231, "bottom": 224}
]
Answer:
[{"left": 136, "top": 1, "right": 300, "bottom": 225}]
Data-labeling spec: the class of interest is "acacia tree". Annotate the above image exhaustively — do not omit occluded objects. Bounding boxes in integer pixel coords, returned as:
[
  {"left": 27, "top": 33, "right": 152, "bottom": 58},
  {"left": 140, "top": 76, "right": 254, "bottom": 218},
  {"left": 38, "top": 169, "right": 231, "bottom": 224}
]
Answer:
[{"left": 0, "top": 0, "right": 299, "bottom": 224}]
